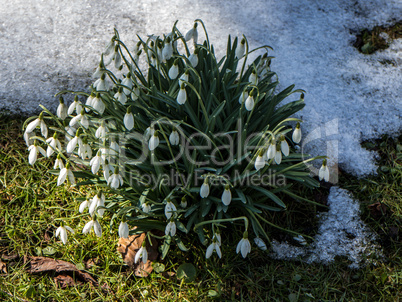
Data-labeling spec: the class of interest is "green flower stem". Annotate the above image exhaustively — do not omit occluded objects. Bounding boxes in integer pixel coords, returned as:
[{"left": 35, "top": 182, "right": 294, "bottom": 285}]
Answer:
[{"left": 194, "top": 216, "right": 249, "bottom": 232}]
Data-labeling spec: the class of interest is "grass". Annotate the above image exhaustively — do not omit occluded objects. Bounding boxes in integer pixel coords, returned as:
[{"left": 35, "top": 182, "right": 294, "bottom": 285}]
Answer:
[{"left": 0, "top": 115, "right": 401, "bottom": 301}]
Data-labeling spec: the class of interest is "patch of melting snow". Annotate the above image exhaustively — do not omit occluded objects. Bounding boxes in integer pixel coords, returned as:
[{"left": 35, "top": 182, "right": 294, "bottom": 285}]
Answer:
[{"left": 270, "top": 186, "right": 383, "bottom": 268}]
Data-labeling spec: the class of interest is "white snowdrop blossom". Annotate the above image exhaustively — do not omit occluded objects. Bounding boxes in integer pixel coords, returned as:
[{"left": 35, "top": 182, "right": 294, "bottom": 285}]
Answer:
[
  {"left": 124, "top": 109, "right": 134, "bottom": 130},
  {"left": 238, "top": 91, "right": 247, "bottom": 104},
  {"left": 79, "top": 199, "right": 91, "bottom": 214},
  {"left": 254, "top": 237, "right": 267, "bottom": 251},
  {"left": 168, "top": 61, "right": 179, "bottom": 79},
  {"left": 148, "top": 132, "right": 160, "bottom": 151},
  {"left": 142, "top": 203, "right": 151, "bottom": 213},
  {"left": 26, "top": 114, "right": 48, "bottom": 138},
  {"left": 274, "top": 146, "right": 282, "bottom": 165},
  {"left": 179, "top": 71, "right": 189, "bottom": 86},
  {"left": 245, "top": 94, "right": 254, "bottom": 111},
  {"left": 165, "top": 221, "right": 176, "bottom": 237},
  {"left": 180, "top": 197, "right": 187, "bottom": 208},
  {"left": 107, "top": 170, "right": 124, "bottom": 189},
  {"left": 280, "top": 137, "right": 289, "bottom": 156},
  {"left": 162, "top": 39, "right": 173, "bottom": 61},
  {"left": 254, "top": 154, "right": 265, "bottom": 171},
  {"left": 57, "top": 164, "right": 75, "bottom": 186},
  {"left": 66, "top": 134, "right": 82, "bottom": 153},
  {"left": 57, "top": 98, "right": 68, "bottom": 120},
  {"left": 54, "top": 155, "right": 64, "bottom": 170},
  {"left": 85, "top": 92, "right": 95, "bottom": 112},
  {"left": 95, "top": 122, "right": 108, "bottom": 140},
  {"left": 94, "top": 74, "right": 109, "bottom": 91},
  {"left": 121, "top": 75, "right": 133, "bottom": 95},
  {"left": 69, "top": 111, "right": 89, "bottom": 129},
  {"left": 28, "top": 142, "right": 46, "bottom": 165},
  {"left": 319, "top": 159, "right": 330, "bottom": 182},
  {"left": 78, "top": 141, "right": 92, "bottom": 160},
  {"left": 169, "top": 130, "right": 180, "bottom": 145},
  {"left": 236, "top": 237, "right": 251, "bottom": 258},
  {"left": 215, "top": 233, "right": 222, "bottom": 246},
  {"left": 114, "top": 87, "right": 127, "bottom": 105},
  {"left": 206, "top": 240, "right": 222, "bottom": 259},
  {"left": 135, "top": 245, "right": 148, "bottom": 264},
  {"left": 221, "top": 186, "right": 232, "bottom": 206},
  {"left": 90, "top": 151, "right": 103, "bottom": 174},
  {"left": 55, "top": 225, "right": 74, "bottom": 245},
  {"left": 144, "top": 127, "right": 155, "bottom": 141},
  {"left": 188, "top": 52, "right": 198, "bottom": 67},
  {"left": 102, "top": 160, "right": 113, "bottom": 180},
  {"left": 46, "top": 135, "right": 61, "bottom": 157},
  {"left": 176, "top": 85, "right": 187, "bottom": 105},
  {"left": 248, "top": 71, "right": 258, "bottom": 85},
  {"left": 267, "top": 141, "right": 276, "bottom": 160},
  {"left": 89, "top": 193, "right": 106, "bottom": 217},
  {"left": 82, "top": 219, "right": 102, "bottom": 237},
  {"left": 131, "top": 86, "right": 140, "bottom": 101},
  {"left": 104, "top": 38, "right": 115, "bottom": 56},
  {"left": 185, "top": 22, "right": 198, "bottom": 44},
  {"left": 292, "top": 122, "right": 302, "bottom": 144},
  {"left": 68, "top": 98, "right": 83, "bottom": 115},
  {"left": 200, "top": 180, "right": 210, "bottom": 198},
  {"left": 164, "top": 201, "right": 177, "bottom": 219},
  {"left": 109, "top": 140, "right": 120, "bottom": 157},
  {"left": 118, "top": 221, "right": 129, "bottom": 238},
  {"left": 236, "top": 38, "right": 246, "bottom": 59}
]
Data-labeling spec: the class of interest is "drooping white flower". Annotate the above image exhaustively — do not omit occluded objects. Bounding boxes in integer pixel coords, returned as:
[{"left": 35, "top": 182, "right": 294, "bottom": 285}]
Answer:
[
  {"left": 200, "top": 179, "right": 210, "bottom": 198},
  {"left": 28, "top": 142, "right": 46, "bottom": 165},
  {"left": 102, "top": 160, "right": 113, "bottom": 180},
  {"left": 26, "top": 114, "right": 48, "bottom": 138},
  {"left": 248, "top": 70, "right": 258, "bottom": 86},
  {"left": 121, "top": 74, "right": 133, "bottom": 95},
  {"left": 118, "top": 221, "right": 129, "bottom": 238},
  {"left": 104, "top": 38, "right": 115, "bottom": 56},
  {"left": 245, "top": 93, "right": 255, "bottom": 111},
  {"left": 188, "top": 52, "right": 198, "bottom": 67},
  {"left": 238, "top": 91, "right": 248, "bottom": 104},
  {"left": 168, "top": 61, "right": 179, "bottom": 79},
  {"left": 131, "top": 86, "right": 140, "bottom": 101},
  {"left": 142, "top": 203, "right": 151, "bottom": 214},
  {"left": 78, "top": 141, "right": 92, "bottom": 160},
  {"left": 221, "top": 186, "right": 232, "bottom": 206},
  {"left": 91, "top": 95, "right": 106, "bottom": 115},
  {"left": 169, "top": 130, "right": 180, "bottom": 145},
  {"left": 280, "top": 137, "right": 290, "bottom": 156},
  {"left": 180, "top": 197, "right": 187, "bottom": 208},
  {"left": 94, "top": 73, "right": 109, "bottom": 91},
  {"left": 95, "top": 121, "right": 108, "bottom": 140},
  {"left": 292, "top": 122, "right": 302, "bottom": 144},
  {"left": 162, "top": 38, "right": 173, "bottom": 61},
  {"left": 236, "top": 237, "right": 251, "bottom": 258},
  {"left": 134, "top": 245, "right": 148, "bottom": 264},
  {"left": 46, "top": 134, "right": 62, "bottom": 157},
  {"left": 176, "top": 85, "right": 187, "bottom": 105},
  {"left": 165, "top": 221, "right": 176, "bottom": 237},
  {"left": 54, "top": 155, "right": 64, "bottom": 170},
  {"left": 267, "top": 141, "right": 276, "bottom": 160},
  {"left": 68, "top": 97, "right": 83, "bottom": 115},
  {"left": 293, "top": 234, "right": 307, "bottom": 245},
  {"left": 114, "top": 87, "right": 127, "bottom": 105},
  {"left": 79, "top": 199, "right": 91, "bottom": 214},
  {"left": 254, "top": 237, "right": 267, "bottom": 251},
  {"left": 111, "top": 46, "right": 122, "bottom": 69},
  {"left": 255, "top": 154, "right": 265, "bottom": 171},
  {"left": 109, "top": 140, "right": 120, "bottom": 157},
  {"left": 57, "top": 164, "right": 75, "bottom": 186},
  {"left": 57, "top": 98, "right": 68, "bottom": 120},
  {"left": 89, "top": 192, "right": 106, "bottom": 217},
  {"left": 124, "top": 110, "right": 135, "bottom": 130},
  {"left": 144, "top": 127, "right": 155, "bottom": 141},
  {"left": 69, "top": 110, "right": 89, "bottom": 129},
  {"left": 185, "top": 22, "right": 198, "bottom": 44},
  {"left": 55, "top": 225, "right": 74, "bottom": 245},
  {"left": 90, "top": 151, "right": 103, "bottom": 174},
  {"left": 66, "top": 134, "right": 82, "bottom": 154},
  {"left": 23, "top": 131, "right": 34, "bottom": 147},
  {"left": 236, "top": 37, "right": 246, "bottom": 59},
  {"left": 148, "top": 132, "right": 160, "bottom": 151},
  {"left": 274, "top": 146, "right": 282, "bottom": 165},
  {"left": 107, "top": 170, "right": 124, "bottom": 189},
  {"left": 206, "top": 241, "right": 222, "bottom": 259},
  {"left": 164, "top": 201, "right": 177, "bottom": 219},
  {"left": 82, "top": 219, "right": 102, "bottom": 237},
  {"left": 178, "top": 71, "right": 189, "bottom": 86},
  {"left": 215, "top": 232, "right": 222, "bottom": 246},
  {"left": 318, "top": 159, "right": 330, "bottom": 182}
]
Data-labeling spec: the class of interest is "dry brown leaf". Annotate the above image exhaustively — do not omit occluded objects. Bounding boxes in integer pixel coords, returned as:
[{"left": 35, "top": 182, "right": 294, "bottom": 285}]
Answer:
[
  {"left": 85, "top": 257, "right": 100, "bottom": 269},
  {"left": 368, "top": 202, "right": 387, "bottom": 219},
  {"left": 27, "top": 256, "right": 98, "bottom": 286},
  {"left": 117, "top": 233, "right": 159, "bottom": 277},
  {"left": 0, "top": 260, "right": 7, "bottom": 274},
  {"left": 54, "top": 274, "right": 76, "bottom": 289},
  {"left": 1, "top": 252, "right": 19, "bottom": 261}
]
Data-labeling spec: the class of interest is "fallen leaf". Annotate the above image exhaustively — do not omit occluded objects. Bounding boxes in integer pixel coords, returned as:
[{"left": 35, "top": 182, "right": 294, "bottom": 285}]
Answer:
[
  {"left": 54, "top": 274, "right": 76, "bottom": 289},
  {"left": 27, "top": 256, "right": 98, "bottom": 286},
  {"left": 117, "top": 232, "right": 159, "bottom": 277},
  {"left": 1, "top": 252, "right": 19, "bottom": 261},
  {"left": 0, "top": 260, "right": 7, "bottom": 274},
  {"left": 85, "top": 257, "right": 100, "bottom": 269},
  {"left": 368, "top": 202, "right": 387, "bottom": 219}
]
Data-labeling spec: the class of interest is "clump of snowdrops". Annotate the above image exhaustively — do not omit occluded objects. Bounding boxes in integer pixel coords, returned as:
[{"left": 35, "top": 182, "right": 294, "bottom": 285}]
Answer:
[{"left": 23, "top": 20, "right": 329, "bottom": 261}]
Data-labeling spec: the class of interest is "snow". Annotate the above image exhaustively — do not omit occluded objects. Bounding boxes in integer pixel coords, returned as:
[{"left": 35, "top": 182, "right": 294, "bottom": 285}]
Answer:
[{"left": 270, "top": 186, "right": 383, "bottom": 268}]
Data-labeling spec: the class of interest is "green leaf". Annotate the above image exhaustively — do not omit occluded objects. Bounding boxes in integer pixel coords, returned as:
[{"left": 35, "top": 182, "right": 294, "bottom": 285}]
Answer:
[
  {"left": 176, "top": 263, "right": 197, "bottom": 282},
  {"left": 249, "top": 186, "right": 286, "bottom": 208},
  {"left": 152, "top": 263, "right": 166, "bottom": 273}
]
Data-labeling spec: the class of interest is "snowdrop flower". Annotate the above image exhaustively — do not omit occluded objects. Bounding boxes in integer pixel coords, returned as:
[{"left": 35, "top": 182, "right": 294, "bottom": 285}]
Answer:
[
  {"left": 254, "top": 237, "right": 267, "bottom": 251},
  {"left": 238, "top": 91, "right": 247, "bottom": 104},
  {"left": 135, "top": 244, "right": 148, "bottom": 264},
  {"left": 95, "top": 121, "right": 108, "bottom": 140},
  {"left": 92, "top": 63, "right": 104, "bottom": 78},
  {"left": 169, "top": 129, "right": 180, "bottom": 145},
  {"left": 109, "top": 139, "right": 120, "bottom": 157},
  {"left": 66, "top": 131, "right": 82, "bottom": 153},
  {"left": 89, "top": 192, "right": 106, "bottom": 217},
  {"left": 54, "top": 154, "right": 64, "bottom": 170},
  {"left": 236, "top": 236, "right": 251, "bottom": 258},
  {"left": 79, "top": 198, "right": 91, "bottom": 214},
  {"left": 319, "top": 159, "right": 330, "bottom": 182},
  {"left": 245, "top": 93, "right": 255, "bottom": 111},
  {"left": 90, "top": 151, "right": 103, "bottom": 174},
  {"left": 164, "top": 201, "right": 177, "bottom": 219},
  {"left": 168, "top": 60, "right": 179, "bottom": 79},
  {"left": 69, "top": 109, "right": 89, "bottom": 129},
  {"left": 82, "top": 218, "right": 102, "bottom": 237},
  {"left": 176, "top": 84, "right": 187, "bottom": 105},
  {"left": 292, "top": 122, "right": 302, "bottom": 144},
  {"left": 179, "top": 70, "right": 189, "bottom": 86},
  {"left": 57, "top": 97, "right": 68, "bottom": 120},
  {"left": 144, "top": 127, "right": 155, "bottom": 141},
  {"left": 78, "top": 140, "right": 92, "bottom": 160},
  {"left": 200, "top": 179, "right": 210, "bottom": 198},
  {"left": 188, "top": 49, "right": 198, "bottom": 67},
  {"left": 114, "top": 87, "right": 127, "bottom": 105},
  {"left": 215, "top": 232, "right": 222, "bottom": 246},
  {"left": 248, "top": 70, "right": 258, "bottom": 86},
  {"left": 133, "top": 41, "right": 141, "bottom": 55},
  {"left": 280, "top": 136, "right": 289, "bottom": 156},
  {"left": 107, "top": 168, "right": 124, "bottom": 189},
  {"left": 118, "top": 221, "right": 129, "bottom": 238},
  {"left": 267, "top": 141, "right": 276, "bottom": 160},
  {"left": 26, "top": 113, "right": 48, "bottom": 138},
  {"left": 121, "top": 73, "right": 133, "bottom": 95},
  {"left": 23, "top": 130, "right": 34, "bottom": 147},
  {"left": 206, "top": 239, "right": 222, "bottom": 259},
  {"left": 162, "top": 37, "right": 173, "bottom": 61},
  {"left": 274, "top": 145, "right": 282, "bottom": 164},
  {"left": 68, "top": 96, "right": 83, "bottom": 115},
  {"left": 156, "top": 42, "right": 163, "bottom": 62},
  {"left": 46, "top": 134, "right": 62, "bottom": 157},
  {"left": 102, "top": 159, "right": 113, "bottom": 180},
  {"left": 165, "top": 221, "right": 176, "bottom": 237},
  {"left": 94, "top": 73, "right": 109, "bottom": 91},
  {"left": 124, "top": 107, "right": 134, "bottom": 130},
  {"left": 221, "top": 185, "right": 232, "bottom": 206},
  {"left": 131, "top": 85, "right": 140, "bottom": 101},
  {"left": 57, "top": 163, "right": 75, "bottom": 186},
  {"left": 185, "top": 22, "right": 198, "bottom": 44},
  {"left": 91, "top": 94, "right": 105, "bottom": 115},
  {"left": 293, "top": 234, "right": 307, "bottom": 246},
  {"left": 142, "top": 203, "right": 151, "bottom": 214},
  {"left": 28, "top": 141, "right": 46, "bottom": 165},
  {"left": 104, "top": 38, "right": 115, "bottom": 56},
  {"left": 180, "top": 197, "right": 187, "bottom": 208},
  {"left": 255, "top": 152, "right": 265, "bottom": 171},
  {"left": 55, "top": 225, "right": 74, "bottom": 245},
  {"left": 236, "top": 37, "right": 246, "bottom": 59},
  {"left": 110, "top": 46, "right": 122, "bottom": 69},
  {"left": 148, "top": 132, "right": 160, "bottom": 151}
]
